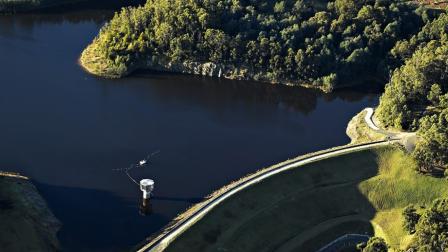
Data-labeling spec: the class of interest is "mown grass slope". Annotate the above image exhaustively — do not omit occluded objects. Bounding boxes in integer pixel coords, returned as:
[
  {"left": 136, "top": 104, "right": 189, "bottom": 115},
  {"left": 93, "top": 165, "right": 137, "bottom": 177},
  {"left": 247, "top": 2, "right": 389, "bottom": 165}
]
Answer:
[{"left": 164, "top": 147, "right": 448, "bottom": 252}]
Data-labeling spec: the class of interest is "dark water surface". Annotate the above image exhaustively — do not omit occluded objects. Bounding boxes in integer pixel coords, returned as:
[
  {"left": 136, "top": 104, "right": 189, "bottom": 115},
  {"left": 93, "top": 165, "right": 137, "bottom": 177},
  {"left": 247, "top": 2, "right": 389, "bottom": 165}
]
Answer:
[{"left": 0, "top": 10, "right": 378, "bottom": 252}]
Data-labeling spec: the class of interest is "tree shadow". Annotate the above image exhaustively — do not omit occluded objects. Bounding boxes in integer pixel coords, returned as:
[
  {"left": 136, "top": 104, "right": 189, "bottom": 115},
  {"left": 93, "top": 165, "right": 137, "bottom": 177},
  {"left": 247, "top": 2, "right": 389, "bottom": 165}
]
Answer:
[
  {"left": 106, "top": 70, "right": 378, "bottom": 116},
  {"left": 164, "top": 149, "right": 382, "bottom": 252}
]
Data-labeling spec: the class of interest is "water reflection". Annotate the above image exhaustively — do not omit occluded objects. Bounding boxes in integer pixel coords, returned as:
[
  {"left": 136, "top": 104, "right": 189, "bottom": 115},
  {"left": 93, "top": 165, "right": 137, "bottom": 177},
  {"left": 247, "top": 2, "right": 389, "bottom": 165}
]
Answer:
[
  {"left": 107, "top": 71, "right": 378, "bottom": 116},
  {"left": 139, "top": 199, "right": 152, "bottom": 216},
  {"left": 0, "top": 0, "right": 147, "bottom": 40},
  {"left": 0, "top": 11, "right": 109, "bottom": 41}
]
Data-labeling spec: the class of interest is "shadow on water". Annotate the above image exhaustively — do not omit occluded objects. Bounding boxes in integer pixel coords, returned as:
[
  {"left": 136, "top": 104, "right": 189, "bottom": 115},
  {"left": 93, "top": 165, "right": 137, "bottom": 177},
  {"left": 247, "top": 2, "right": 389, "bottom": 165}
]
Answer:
[
  {"left": 0, "top": 0, "right": 146, "bottom": 40},
  {"left": 37, "top": 0, "right": 146, "bottom": 13},
  {"left": 113, "top": 70, "right": 380, "bottom": 116},
  {"left": 1, "top": 0, "right": 146, "bottom": 15},
  {"left": 35, "top": 182, "right": 171, "bottom": 252},
  {"left": 0, "top": 10, "right": 111, "bottom": 42},
  {"left": 152, "top": 196, "right": 203, "bottom": 204}
]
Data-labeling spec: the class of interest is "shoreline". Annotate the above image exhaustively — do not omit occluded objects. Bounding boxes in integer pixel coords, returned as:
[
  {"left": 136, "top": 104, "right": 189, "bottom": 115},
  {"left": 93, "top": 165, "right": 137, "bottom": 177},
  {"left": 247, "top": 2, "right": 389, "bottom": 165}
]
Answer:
[
  {"left": 137, "top": 139, "right": 400, "bottom": 252},
  {"left": 78, "top": 49, "right": 334, "bottom": 92},
  {"left": 136, "top": 107, "right": 416, "bottom": 251},
  {"left": 78, "top": 51, "right": 379, "bottom": 94}
]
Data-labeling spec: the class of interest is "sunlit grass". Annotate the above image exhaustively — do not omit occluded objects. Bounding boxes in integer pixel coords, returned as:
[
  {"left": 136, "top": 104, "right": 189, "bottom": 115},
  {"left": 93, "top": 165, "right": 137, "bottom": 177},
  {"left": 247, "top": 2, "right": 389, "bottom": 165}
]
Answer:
[
  {"left": 361, "top": 148, "right": 448, "bottom": 209},
  {"left": 162, "top": 147, "right": 448, "bottom": 252},
  {"left": 360, "top": 147, "right": 448, "bottom": 250}
]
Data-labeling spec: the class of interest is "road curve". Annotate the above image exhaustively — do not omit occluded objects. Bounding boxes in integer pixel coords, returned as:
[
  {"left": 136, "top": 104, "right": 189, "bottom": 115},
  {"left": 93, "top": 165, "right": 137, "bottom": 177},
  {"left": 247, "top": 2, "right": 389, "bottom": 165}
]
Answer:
[
  {"left": 317, "top": 234, "right": 370, "bottom": 252},
  {"left": 364, "top": 107, "right": 396, "bottom": 137},
  {"left": 364, "top": 107, "right": 417, "bottom": 151},
  {"left": 138, "top": 139, "right": 399, "bottom": 252},
  {"left": 364, "top": 108, "right": 380, "bottom": 131}
]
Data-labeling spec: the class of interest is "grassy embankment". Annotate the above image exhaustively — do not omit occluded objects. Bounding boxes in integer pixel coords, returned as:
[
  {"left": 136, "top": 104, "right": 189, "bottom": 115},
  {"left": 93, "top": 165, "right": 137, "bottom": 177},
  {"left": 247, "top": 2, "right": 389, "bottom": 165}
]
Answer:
[
  {"left": 163, "top": 147, "right": 448, "bottom": 252},
  {"left": 0, "top": 172, "right": 61, "bottom": 251}
]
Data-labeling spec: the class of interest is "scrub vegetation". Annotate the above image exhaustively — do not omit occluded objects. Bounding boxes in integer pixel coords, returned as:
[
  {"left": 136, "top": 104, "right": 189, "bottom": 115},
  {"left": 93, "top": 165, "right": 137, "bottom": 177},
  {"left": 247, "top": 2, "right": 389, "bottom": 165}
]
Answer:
[
  {"left": 376, "top": 11, "right": 448, "bottom": 174},
  {"left": 81, "top": 0, "right": 428, "bottom": 91},
  {"left": 163, "top": 147, "right": 448, "bottom": 252}
]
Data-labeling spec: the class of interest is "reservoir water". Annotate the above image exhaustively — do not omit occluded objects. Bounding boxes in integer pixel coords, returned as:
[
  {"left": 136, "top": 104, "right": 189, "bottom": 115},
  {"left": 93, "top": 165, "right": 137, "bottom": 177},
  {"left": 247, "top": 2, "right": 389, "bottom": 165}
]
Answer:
[{"left": 0, "top": 9, "right": 378, "bottom": 251}]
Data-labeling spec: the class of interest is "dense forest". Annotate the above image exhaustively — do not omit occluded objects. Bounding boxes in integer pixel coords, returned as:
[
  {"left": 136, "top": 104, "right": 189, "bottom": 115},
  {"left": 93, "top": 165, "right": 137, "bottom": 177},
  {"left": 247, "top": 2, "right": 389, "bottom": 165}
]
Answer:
[
  {"left": 81, "top": 0, "right": 427, "bottom": 91},
  {"left": 408, "top": 198, "right": 448, "bottom": 251},
  {"left": 376, "top": 12, "right": 448, "bottom": 173}
]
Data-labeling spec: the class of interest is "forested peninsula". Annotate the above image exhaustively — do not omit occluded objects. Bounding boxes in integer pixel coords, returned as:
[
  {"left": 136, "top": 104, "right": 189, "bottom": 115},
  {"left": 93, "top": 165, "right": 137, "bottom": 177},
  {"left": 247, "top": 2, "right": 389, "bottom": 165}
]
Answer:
[{"left": 81, "top": 0, "right": 429, "bottom": 92}]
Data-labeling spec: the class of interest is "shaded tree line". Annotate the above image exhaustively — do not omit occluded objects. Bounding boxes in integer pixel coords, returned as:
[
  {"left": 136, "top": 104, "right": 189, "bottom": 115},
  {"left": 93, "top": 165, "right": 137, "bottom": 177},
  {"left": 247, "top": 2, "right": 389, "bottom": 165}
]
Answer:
[
  {"left": 377, "top": 11, "right": 448, "bottom": 173},
  {"left": 403, "top": 199, "right": 448, "bottom": 251},
  {"left": 357, "top": 198, "right": 448, "bottom": 252}
]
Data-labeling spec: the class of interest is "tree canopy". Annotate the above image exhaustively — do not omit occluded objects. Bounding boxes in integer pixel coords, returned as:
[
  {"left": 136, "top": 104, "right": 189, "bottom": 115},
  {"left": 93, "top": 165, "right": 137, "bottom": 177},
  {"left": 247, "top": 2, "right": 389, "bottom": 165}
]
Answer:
[
  {"left": 408, "top": 198, "right": 448, "bottom": 251},
  {"left": 376, "top": 12, "right": 448, "bottom": 172},
  {"left": 358, "top": 237, "right": 388, "bottom": 252},
  {"left": 82, "top": 0, "right": 425, "bottom": 91}
]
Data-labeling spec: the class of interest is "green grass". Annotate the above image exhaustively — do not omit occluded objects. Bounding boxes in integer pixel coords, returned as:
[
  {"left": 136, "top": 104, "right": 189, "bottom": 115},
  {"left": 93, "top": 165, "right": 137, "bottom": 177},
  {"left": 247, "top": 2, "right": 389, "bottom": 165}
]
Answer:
[
  {"left": 166, "top": 149, "right": 379, "bottom": 252},
  {"left": 164, "top": 147, "right": 448, "bottom": 252},
  {"left": 360, "top": 148, "right": 448, "bottom": 209},
  {"left": 359, "top": 148, "right": 448, "bottom": 249}
]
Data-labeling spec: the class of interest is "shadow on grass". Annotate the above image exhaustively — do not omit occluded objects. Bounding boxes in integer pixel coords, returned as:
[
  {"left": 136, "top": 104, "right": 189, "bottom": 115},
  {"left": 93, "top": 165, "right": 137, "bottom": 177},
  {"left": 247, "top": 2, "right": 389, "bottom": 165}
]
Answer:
[{"left": 164, "top": 149, "right": 381, "bottom": 252}]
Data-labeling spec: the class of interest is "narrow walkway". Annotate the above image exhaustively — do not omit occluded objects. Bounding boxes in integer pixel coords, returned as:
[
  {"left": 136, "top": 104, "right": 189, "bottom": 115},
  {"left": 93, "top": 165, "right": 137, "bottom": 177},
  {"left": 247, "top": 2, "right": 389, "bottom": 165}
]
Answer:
[{"left": 364, "top": 107, "right": 417, "bottom": 152}]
